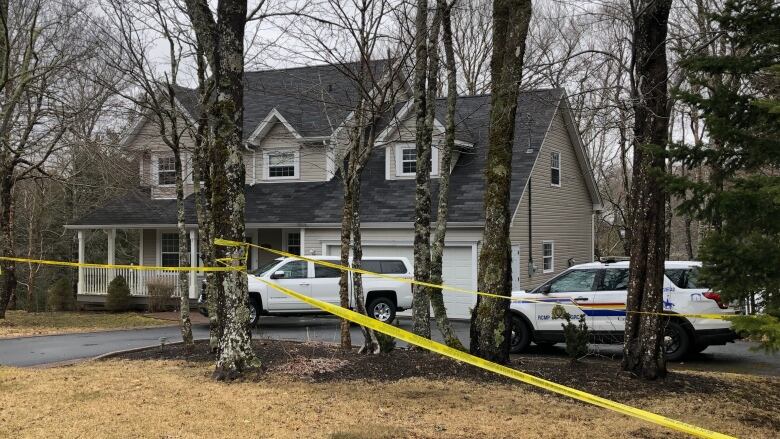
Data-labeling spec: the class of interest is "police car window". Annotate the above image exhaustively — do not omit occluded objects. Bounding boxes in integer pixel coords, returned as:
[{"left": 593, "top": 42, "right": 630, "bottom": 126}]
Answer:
[
  {"left": 599, "top": 269, "right": 629, "bottom": 291},
  {"left": 314, "top": 265, "right": 342, "bottom": 278},
  {"left": 665, "top": 268, "right": 702, "bottom": 289},
  {"left": 549, "top": 270, "right": 597, "bottom": 293},
  {"left": 277, "top": 261, "right": 308, "bottom": 279}
]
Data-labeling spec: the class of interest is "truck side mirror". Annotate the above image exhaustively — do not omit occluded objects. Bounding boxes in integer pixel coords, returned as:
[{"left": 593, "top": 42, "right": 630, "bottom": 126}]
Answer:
[{"left": 270, "top": 270, "right": 286, "bottom": 280}]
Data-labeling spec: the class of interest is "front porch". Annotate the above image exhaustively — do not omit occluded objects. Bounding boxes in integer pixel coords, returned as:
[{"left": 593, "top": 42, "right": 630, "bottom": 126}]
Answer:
[{"left": 74, "top": 226, "right": 305, "bottom": 302}]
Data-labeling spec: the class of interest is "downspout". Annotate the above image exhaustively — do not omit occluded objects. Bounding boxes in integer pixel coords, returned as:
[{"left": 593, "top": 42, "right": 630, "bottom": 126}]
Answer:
[{"left": 527, "top": 177, "right": 533, "bottom": 278}]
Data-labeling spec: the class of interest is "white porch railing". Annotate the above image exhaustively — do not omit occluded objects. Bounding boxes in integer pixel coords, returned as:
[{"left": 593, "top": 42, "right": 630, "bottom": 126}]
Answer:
[{"left": 82, "top": 267, "right": 187, "bottom": 297}]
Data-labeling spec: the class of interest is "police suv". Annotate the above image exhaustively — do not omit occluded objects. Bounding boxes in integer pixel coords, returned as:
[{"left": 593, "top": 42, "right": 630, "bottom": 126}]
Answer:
[{"left": 509, "top": 261, "right": 739, "bottom": 360}]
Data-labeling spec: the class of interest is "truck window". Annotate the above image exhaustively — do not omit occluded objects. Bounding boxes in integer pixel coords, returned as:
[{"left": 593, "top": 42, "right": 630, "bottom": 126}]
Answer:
[
  {"left": 276, "top": 261, "right": 308, "bottom": 279},
  {"left": 315, "top": 265, "right": 342, "bottom": 278},
  {"left": 360, "top": 260, "right": 407, "bottom": 274}
]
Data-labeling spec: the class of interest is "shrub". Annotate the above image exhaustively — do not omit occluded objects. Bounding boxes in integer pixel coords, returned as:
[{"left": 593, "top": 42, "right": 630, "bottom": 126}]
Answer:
[
  {"left": 47, "top": 278, "right": 75, "bottom": 311},
  {"left": 106, "top": 275, "right": 132, "bottom": 312},
  {"left": 146, "top": 278, "right": 176, "bottom": 312},
  {"left": 552, "top": 304, "right": 589, "bottom": 362}
]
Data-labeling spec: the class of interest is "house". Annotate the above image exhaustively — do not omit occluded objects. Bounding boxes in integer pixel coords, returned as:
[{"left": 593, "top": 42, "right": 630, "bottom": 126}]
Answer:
[{"left": 65, "top": 62, "right": 602, "bottom": 319}]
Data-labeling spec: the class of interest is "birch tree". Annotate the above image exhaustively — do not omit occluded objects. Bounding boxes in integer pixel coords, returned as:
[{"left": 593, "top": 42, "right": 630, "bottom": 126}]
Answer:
[
  {"left": 469, "top": 0, "right": 532, "bottom": 363},
  {"left": 622, "top": 0, "right": 673, "bottom": 380}
]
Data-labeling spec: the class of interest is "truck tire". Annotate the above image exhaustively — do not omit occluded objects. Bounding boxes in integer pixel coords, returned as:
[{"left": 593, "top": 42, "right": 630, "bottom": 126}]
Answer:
[
  {"left": 664, "top": 321, "right": 691, "bottom": 361},
  {"left": 509, "top": 314, "right": 532, "bottom": 354},
  {"left": 248, "top": 297, "right": 261, "bottom": 328},
  {"left": 367, "top": 296, "right": 395, "bottom": 323}
]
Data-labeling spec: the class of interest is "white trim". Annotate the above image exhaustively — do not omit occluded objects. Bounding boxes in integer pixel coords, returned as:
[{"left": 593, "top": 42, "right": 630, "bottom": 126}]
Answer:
[
  {"left": 247, "top": 108, "right": 303, "bottom": 144},
  {"left": 282, "top": 229, "right": 302, "bottom": 255},
  {"left": 471, "top": 242, "right": 479, "bottom": 291},
  {"left": 263, "top": 149, "right": 300, "bottom": 181},
  {"left": 189, "top": 229, "right": 198, "bottom": 298},
  {"left": 252, "top": 150, "right": 257, "bottom": 184},
  {"left": 300, "top": 228, "right": 306, "bottom": 256},
  {"left": 325, "top": 144, "right": 336, "bottom": 180},
  {"left": 550, "top": 150, "right": 561, "bottom": 187},
  {"left": 542, "top": 240, "right": 554, "bottom": 273},
  {"left": 393, "top": 143, "right": 439, "bottom": 178},
  {"left": 154, "top": 154, "right": 177, "bottom": 187},
  {"left": 591, "top": 213, "right": 595, "bottom": 261},
  {"left": 77, "top": 230, "right": 85, "bottom": 295},
  {"left": 155, "top": 229, "right": 161, "bottom": 266},
  {"left": 159, "top": 230, "right": 181, "bottom": 267},
  {"left": 253, "top": 229, "right": 260, "bottom": 269}
]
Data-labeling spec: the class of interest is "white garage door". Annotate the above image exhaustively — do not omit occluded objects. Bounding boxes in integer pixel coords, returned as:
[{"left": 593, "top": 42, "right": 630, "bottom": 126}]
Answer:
[{"left": 326, "top": 244, "right": 476, "bottom": 319}]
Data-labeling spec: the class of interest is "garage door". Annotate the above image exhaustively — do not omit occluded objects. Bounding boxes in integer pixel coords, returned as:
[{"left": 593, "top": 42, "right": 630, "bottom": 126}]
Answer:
[{"left": 326, "top": 244, "right": 476, "bottom": 319}]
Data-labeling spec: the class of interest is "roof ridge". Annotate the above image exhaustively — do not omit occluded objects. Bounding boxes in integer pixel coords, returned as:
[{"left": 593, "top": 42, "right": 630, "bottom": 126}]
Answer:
[{"left": 244, "top": 59, "right": 389, "bottom": 75}]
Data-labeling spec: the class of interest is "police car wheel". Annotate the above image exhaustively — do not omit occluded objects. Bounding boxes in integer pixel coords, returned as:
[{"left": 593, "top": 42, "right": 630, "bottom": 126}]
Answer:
[
  {"left": 509, "top": 314, "right": 532, "bottom": 353},
  {"left": 663, "top": 321, "right": 690, "bottom": 361}
]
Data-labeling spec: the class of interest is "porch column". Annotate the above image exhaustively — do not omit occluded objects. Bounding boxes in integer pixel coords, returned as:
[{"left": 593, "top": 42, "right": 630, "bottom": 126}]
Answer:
[
  {"left": 77, "top": 230, "right": 85, "bottom": 295},
  {"left": 189, "top": 229, "right": 197, "bottom": 299},
  {"left": 107, "top": 228, "right": 116, "bottom": 281}
]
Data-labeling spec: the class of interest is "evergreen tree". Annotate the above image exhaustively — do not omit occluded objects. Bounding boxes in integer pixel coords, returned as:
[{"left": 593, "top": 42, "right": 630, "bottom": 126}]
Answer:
[{"left": 671, "top": 0, "right": 779, "bottom": 334}]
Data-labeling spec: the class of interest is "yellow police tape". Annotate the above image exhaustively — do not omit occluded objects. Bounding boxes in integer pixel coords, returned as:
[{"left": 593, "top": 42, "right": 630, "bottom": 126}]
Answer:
[
  {"left": 0, "top": 256, "right": 243, "bottom": 272},
  {"left": 215, "top": 238, "right": 735, "bottom": 321},
  {"left": 256, "top": 277, "right": 735, "bottom": 439},
  {"left": 0, "top": 249, "right": 736, "bottom": 437}
]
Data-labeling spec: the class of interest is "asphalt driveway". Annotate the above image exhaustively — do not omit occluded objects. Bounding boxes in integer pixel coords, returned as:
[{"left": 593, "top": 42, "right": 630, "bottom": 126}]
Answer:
[{"left": 1, "top": 316, "right": 777, "bottom": 376}]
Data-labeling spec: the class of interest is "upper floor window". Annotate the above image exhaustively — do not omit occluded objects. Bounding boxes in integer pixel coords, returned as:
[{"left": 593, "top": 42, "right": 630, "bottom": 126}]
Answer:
[
  {"left": 393, "top": 143, "right": 438, "bottom": 178},
  {"left": 158, "top": 156, "right": 176, "bottom": 186},
  {"left": 550, "top": 151, "right": 561, "bottom": 186},
  {"left": 265, "top": 150, "right": 298, "bottom": 179},
  {"left": 542, "top": 241, "right": 554, "bottom": 273}
]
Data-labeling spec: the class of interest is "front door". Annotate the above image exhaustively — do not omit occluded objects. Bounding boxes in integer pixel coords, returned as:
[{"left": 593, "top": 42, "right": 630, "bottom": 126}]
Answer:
[
  {"left": 534, "top": 269, "right": 598, "bottom": 333},
  {"left": 266, "top": 260, "right": 311, "bottom": 311}
]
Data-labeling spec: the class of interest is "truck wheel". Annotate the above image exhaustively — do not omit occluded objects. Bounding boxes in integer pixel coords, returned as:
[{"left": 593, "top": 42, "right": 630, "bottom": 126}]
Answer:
[
  {"left": 663, "top": 321, "right": 691, "bottom": 361},
  {"left": 248, "top": 297, "right": 261, "bottom": 328},
  {"left": 367, "top": 297, "right": 395, "bottom": 323},
  {"left": 509, "top": 314, "right": 532, "bottom": 354}
]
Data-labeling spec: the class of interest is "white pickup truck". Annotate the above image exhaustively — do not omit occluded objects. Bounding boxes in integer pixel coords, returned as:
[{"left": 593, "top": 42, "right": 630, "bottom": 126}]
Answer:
[{"left": 199, "top": 256, "right": 414, "bottom": 326}]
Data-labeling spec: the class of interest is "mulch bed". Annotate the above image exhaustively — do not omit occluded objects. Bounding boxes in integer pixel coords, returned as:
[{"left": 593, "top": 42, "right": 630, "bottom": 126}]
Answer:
[{"left": 113, "top": 338, "right": 780, "bottom": 410}]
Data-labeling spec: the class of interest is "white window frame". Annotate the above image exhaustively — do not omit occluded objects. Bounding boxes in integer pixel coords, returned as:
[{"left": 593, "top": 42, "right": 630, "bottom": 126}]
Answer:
[
  {"left": 550, "top": 151, "right": 561, "bottom": 187},
  {"left": 160, "top": 232, "right": 180, "bottom": 267},
  {"left": 263, "top": 149, "right": 300, "bottom": 180},
  {"left": 393, "top": 143, "right": 439, "bottom": 178},
  {"left": 283, "top": 230, "right": 302, "bottom": 256},
  {"left": 542, "top": 241, "right": 554, "bottom": 273},
  {"left": 156, "top": 155, "right": 177, "bottom": 187}
]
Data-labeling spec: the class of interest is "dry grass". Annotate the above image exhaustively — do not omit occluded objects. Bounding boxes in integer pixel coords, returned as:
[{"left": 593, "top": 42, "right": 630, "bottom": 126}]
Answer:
[
  {"left": 0, "top": 310, "right": 171, "bottom": 338},
  {"left": 0, "top": 359, "right": 777, "bottom": 438}
]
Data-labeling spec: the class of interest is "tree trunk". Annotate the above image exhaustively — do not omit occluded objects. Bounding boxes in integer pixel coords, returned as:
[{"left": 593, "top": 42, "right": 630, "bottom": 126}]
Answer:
[
  {"left": 173, "top": 149, "right": 194, "bottom": 351},
  {"left": 411, "top": 0, "right": 433, "bottom": 338},
  {"left": 470, "top": 0, "right": 532, "bottom": 363},
  {"left": 350, "top": 175, "right": 379, "bottom": 354},
  {"left": 0, "top": 171, "right": 16, "bottom": 319},
  {"left": 338, "top": 179, "right": 353, "bottom": 350},
  {"left": 430, "top": 0, "right": 465, "bottom": 351},
  {"left": 185, "top": 0, "right": 256, "bottom": 380},
  {"left": 621, "top": 0, "right": 673, "bottom": 380}
]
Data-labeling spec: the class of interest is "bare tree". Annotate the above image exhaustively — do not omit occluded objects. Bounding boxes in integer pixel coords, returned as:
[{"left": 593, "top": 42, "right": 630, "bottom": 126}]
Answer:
[
  {"left": 470, "top": 0, "right": 532, "bottom": 363},
  {"left": 622, "top": 0, "right": 673, "bottom": 380},
  {"left": 451, "top": 0, "right": 492, "bottom": 95},
  {"left": 0, "top": 0, "right": 102, "bottom": 317},
  {"left": 100, "top": 0, "right": 195, "bottom": 350}
]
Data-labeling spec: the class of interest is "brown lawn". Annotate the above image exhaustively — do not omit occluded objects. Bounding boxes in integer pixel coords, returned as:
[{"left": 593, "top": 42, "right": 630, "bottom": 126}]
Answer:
[
  {"left": 0, "top": 349, "right": 777, "bottom": 438},
  {"left": 0, "top": 310, "right": 172, "bottom": 338}
]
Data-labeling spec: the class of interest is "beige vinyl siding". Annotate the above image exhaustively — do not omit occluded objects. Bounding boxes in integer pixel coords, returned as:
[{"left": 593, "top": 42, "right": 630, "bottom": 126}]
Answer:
[
  {"left": 253, "top": 123, "right": 327, "bottom": 182},
  {"left": 510, "top": 108, "right": 595, "bottom": 290},
  {"left": 142, "top": 229, "right": 157, "bottom": 266},
  {"left": 384, "top": 115, "right": 445, "bottom": 179}
]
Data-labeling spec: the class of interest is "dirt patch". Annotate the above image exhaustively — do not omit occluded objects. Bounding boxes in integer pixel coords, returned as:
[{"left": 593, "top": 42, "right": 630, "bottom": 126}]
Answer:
[{"left": 117, "top": 339, "right": 780, "bottom": 408}]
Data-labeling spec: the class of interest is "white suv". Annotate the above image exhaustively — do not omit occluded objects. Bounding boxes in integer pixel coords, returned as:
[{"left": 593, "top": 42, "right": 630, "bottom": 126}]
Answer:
[
  {"left": 199, "top": 256, "right": 414, "bottom": 326},
  {"left": 509, "top": 261, "right": 739, "bottom": 360}
]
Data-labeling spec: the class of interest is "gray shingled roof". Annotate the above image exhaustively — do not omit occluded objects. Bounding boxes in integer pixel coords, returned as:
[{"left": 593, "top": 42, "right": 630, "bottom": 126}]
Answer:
[
  {"left": 72, "top": 85, "right": 565, "bottom": 226},
  {"left": 174, "top": 60, "right": 389, "bottom": 138}
]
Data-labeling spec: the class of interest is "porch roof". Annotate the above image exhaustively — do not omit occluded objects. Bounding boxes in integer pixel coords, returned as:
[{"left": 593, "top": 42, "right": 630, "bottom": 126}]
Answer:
[{"left": 68, "top": 89, "right": 564, "bottom": 228}]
